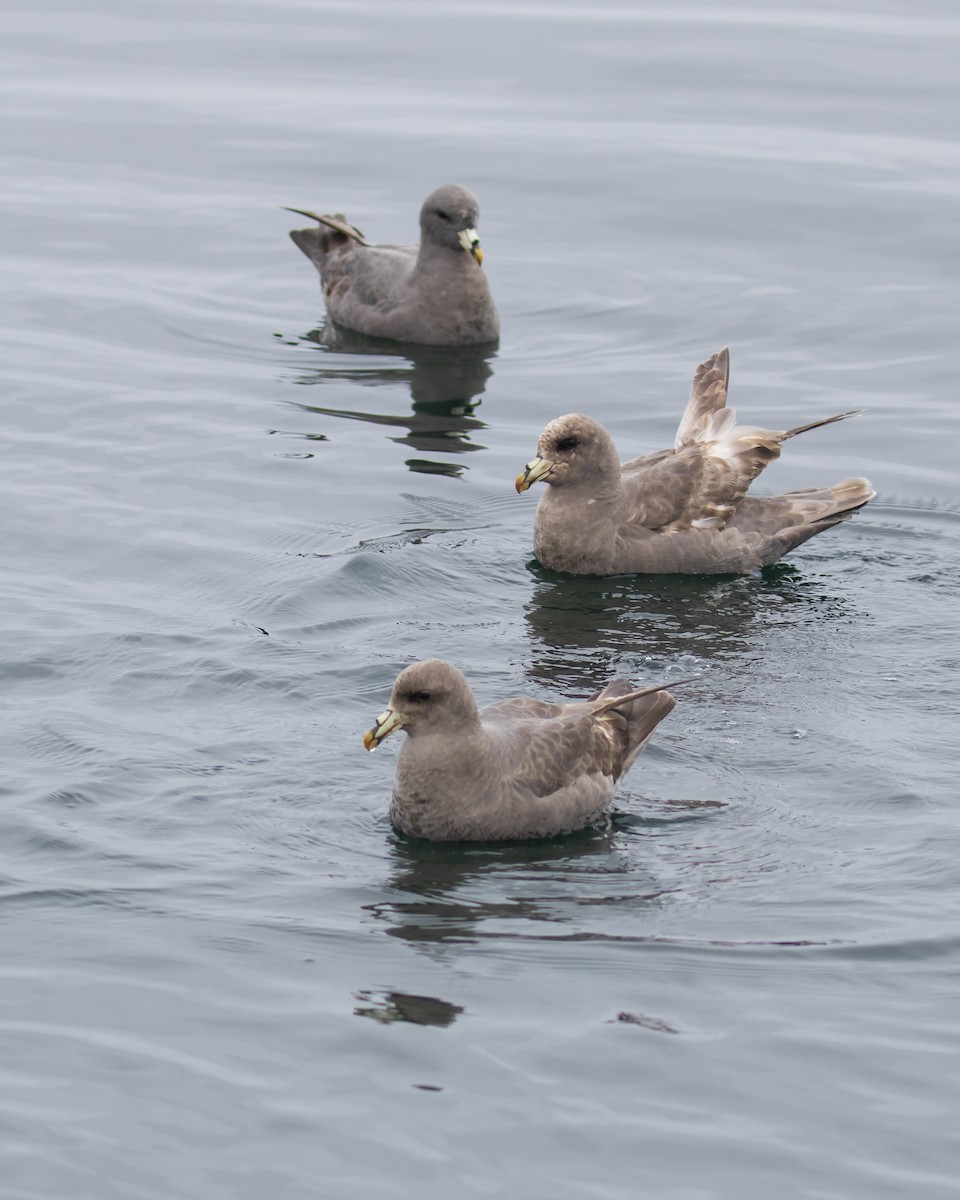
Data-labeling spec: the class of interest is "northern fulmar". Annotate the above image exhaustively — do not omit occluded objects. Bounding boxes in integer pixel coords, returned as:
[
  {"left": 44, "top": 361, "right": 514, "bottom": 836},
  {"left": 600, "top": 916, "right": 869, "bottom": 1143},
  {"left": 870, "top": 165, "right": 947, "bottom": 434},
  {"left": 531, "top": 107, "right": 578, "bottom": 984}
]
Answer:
[
  {"left": 363, "top": 659, "right": 679, "bottom": 842},
  {"left": 287, "top": 184, "right": 499, "bottom": 346},
  {"left": 516, "top": 347, "right": 875, "bottom": 575}
]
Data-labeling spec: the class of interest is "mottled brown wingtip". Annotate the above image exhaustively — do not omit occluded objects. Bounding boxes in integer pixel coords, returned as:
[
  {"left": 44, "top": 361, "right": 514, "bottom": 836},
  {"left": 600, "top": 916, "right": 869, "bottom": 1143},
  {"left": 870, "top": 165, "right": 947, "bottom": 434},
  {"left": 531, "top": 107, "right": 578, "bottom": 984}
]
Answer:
[
  {"left": 675, "top": 349, "right": 732, "bottom": 450},
  {"left": 714, "top": 346, "right": 730, "bottom": 389},
  {"left": 694, "top": 347, "right": 730, "bottom": 393}
]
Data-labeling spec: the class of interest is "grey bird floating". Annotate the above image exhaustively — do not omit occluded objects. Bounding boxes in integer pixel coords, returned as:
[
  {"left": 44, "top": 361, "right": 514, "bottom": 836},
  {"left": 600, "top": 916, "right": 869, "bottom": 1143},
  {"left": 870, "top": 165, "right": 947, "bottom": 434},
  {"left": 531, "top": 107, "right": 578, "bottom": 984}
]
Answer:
[
  {"left": 516, "top": 348, "right": 875, "bottom": 575},
  {"left": 363, "top": 659, "right": 680, "bottom": 842},
  {"left": 286, "top": 184, "right": 499, "bottom": 346}
]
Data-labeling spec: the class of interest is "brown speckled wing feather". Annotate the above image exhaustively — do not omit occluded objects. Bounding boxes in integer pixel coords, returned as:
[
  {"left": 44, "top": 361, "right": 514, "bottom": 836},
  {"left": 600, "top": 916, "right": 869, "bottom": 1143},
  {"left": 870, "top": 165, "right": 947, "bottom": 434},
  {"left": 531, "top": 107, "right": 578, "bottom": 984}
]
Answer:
[
  {"left": 504, "top": 714, "right": 623, "bottom": 799},
  {"left": 673, "top": 347, "right": 730, "bottom": 449},
  {"left": 619, "top": 449, "right": 720, "bottom": 530},
  {"left": 617, "top": 348, "right": 860, "bottom": 534},
  {"left": 615, "top": 348, "right": 782, "bottom": 531}
]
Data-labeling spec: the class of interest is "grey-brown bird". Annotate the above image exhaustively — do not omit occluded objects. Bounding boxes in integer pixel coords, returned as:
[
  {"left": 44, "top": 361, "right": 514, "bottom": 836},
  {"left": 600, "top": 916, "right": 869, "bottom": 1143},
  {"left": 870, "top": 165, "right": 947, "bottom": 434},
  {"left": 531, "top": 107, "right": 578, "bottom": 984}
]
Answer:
[
  {"left": 516, "top": 348, "right": 875, "bottom": 575},
  {"left": 363, "top": 659, "right": 678, "bottom": 842},
  {"left": 286, "top": 184, "right": 499, "bottom": 346}
]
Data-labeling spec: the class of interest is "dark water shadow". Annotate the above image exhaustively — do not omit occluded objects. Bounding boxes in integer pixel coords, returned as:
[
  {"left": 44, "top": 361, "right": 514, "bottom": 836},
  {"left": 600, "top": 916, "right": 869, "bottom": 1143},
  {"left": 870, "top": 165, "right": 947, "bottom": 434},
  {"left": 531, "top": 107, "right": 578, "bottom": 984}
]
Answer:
[
  {"left": 274, "top": 324, "right": 496, "bottom": 478},
  {"left": 353, "top": 988, "right": 464, "bottom": 1028},
  {"left": 362, "top": 819, "right": 675, "bottom": 949},
  {"left": 522, "top": 561, "right": 861, "bottom": 692}
]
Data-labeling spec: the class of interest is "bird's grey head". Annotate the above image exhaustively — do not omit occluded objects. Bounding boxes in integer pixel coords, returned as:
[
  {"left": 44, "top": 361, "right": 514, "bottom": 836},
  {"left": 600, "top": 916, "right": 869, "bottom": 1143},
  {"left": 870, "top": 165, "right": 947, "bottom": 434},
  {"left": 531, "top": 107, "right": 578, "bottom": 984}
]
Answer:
[
  {"left": 516, "top": 414, "right": 620, "bottom": 493},
  {"left": 363, "top": 659, "right": 480, "bottom": 750},
  {"left": 420, "top": 185, "right": 484, "bottom": 262}
]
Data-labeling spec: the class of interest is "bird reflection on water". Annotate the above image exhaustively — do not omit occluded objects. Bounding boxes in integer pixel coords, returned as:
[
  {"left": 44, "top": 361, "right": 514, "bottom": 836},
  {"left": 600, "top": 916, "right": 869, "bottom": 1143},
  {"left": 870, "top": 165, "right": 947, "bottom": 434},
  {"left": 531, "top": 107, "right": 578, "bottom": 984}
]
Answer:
[
  {"left": 276, "top": 324, "right": 495, "bottom": 477},
  {"left": 353, "top": 988, "right": 464, "bottom": 1027},
  {"left": 353, "top": 814, "right": 720, "bottom": 1027},
  {"left": 522, "top": 561, "right": 858, "bottom": 694},
  {"left": 362, "top": 825, "right": 669, "bottom": 949}
]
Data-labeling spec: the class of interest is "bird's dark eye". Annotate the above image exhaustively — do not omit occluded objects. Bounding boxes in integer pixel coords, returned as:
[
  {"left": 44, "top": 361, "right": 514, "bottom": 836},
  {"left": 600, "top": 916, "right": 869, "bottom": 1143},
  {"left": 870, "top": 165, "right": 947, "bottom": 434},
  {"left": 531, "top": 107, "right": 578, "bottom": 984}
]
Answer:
[
  {"left": 435, "top": 210, "right": 451, "bottom": 222},
  {"left": 556, "top": 436, "right": 579, "bottom": 452},
  {"left": 408, "top": 690, "right": 432, "bottom": 702}
]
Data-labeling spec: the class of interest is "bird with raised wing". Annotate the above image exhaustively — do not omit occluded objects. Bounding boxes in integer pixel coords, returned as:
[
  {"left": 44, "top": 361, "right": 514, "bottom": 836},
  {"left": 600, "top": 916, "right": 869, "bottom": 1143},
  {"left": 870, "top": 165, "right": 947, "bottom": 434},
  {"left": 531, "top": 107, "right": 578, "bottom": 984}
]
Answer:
[{"left": 516, "top": 348, "right": 875, "bottom": 575}]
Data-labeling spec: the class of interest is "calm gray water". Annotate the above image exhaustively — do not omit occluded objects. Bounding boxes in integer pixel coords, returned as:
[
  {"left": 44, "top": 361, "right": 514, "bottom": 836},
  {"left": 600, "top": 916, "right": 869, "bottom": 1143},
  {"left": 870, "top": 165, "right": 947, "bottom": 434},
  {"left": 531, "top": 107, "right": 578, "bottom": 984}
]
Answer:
[{"left": 2, "top": 1, "right": 959, "bottom": 1196}]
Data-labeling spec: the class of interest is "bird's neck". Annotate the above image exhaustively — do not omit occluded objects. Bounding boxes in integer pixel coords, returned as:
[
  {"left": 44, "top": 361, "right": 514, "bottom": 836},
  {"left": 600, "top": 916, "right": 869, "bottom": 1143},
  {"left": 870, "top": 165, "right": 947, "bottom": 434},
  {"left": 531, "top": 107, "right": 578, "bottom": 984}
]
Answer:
[{"left": 413, "top": 242, "right": 475, "bottom": 276}]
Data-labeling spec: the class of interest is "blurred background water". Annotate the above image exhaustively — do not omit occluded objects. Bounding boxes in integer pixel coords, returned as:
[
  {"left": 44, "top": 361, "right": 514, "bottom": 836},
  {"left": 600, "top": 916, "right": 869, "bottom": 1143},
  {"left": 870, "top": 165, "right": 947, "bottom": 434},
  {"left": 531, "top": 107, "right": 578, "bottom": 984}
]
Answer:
[{"left": 2, "top": 1, "right": 959, "bottom": 1197}]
